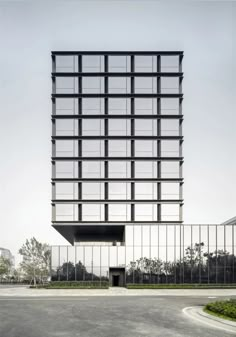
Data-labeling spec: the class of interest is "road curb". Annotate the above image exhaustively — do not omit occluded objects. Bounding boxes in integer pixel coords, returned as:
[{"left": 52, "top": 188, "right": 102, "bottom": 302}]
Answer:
[{"left": 183, "top": 306, "right": 236, "bottom": 334}]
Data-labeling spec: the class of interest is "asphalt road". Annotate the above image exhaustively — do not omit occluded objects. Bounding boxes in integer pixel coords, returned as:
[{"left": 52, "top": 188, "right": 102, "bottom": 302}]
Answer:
[{"left": 0, "top": 295, "right": 234, "bottom": 337}]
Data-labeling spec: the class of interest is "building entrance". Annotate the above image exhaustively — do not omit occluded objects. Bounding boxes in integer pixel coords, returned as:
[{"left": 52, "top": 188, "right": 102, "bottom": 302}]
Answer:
[{"left": 109, "top": 267, "right": 125, "bottom": 287}]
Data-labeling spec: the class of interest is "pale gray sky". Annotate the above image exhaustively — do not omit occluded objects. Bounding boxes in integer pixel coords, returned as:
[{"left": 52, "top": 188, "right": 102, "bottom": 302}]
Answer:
[{"left": 0, "top": 0, "right": 235, "bottom": 263}]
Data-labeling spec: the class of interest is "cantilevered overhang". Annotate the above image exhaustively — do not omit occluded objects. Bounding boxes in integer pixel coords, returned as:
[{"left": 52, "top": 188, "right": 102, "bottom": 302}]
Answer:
[{"left": 52, "top": 224, "right": 125, "bottom": 245}]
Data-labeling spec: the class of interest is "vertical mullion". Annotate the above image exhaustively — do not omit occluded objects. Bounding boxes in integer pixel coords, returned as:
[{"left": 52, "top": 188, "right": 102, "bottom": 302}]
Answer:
[
  {"left": 131, "top": 55, "right": 135, "bottom": 222},
  {"left": 78, "top": 55, "right": 82, "bottom": 221},
  {"left": 104, "top": 55, "right": 109, "bottom": 221},
  {"left": 157, "top": 54, "right": 161, "bottom": 222}
]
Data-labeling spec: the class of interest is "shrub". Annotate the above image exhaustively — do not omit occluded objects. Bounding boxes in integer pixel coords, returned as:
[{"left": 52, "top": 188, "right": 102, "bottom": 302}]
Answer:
[
  {"left": 31, "top": 281, "right": 109, "bottom": 289},
  {"left": 205, "top": 300, "right": 236, "bottom": 320}
]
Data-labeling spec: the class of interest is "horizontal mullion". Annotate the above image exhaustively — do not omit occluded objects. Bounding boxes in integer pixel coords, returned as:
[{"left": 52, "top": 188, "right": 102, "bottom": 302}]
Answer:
[
  {"left": 52, "top": 221, "right": 183, "bottom": 225},
  {"left": 52, "top": 135, "right": 183, "bottom": 140},
  {"left": 52, "top": 178, "right": 183, "bottom": 182},
  {"left": 52, "top": 51, "right": 184, "bottom": 56},
  {"left": 52, "top": 199, "right": 183, "bottom": 204},
  {"left": 52, "top": 157, "right": 184, "bottom": 162},
  {"left": 52, "top": 72, "right": 183, "bottom": 77},
  {"left": 52, "top": 93, "right": 183, "bottom": 98},
  {"left": 52, "top": 114, "right": 183, "bottom": 120}
]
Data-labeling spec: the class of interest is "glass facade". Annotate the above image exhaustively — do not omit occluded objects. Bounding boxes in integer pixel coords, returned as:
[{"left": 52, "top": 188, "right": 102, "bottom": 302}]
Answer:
[{"left": 51, "top": 224, "right": 236, "bottom": 284}]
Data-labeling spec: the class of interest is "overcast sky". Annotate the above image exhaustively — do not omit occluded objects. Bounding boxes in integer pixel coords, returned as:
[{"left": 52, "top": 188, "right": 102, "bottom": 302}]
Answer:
[{"left": 0, "top": 0, "right": 235, "bottom": 263}]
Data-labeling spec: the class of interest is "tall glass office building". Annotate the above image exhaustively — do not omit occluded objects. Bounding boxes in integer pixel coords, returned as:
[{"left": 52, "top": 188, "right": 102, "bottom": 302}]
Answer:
[{"left": 51, "top": 51, "right": 235, "bottom": 285}]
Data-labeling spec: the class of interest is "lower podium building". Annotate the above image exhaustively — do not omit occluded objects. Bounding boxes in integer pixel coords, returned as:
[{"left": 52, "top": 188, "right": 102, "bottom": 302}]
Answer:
[{"left": 51, "top": 51, "right": 236, "bottom": 285}]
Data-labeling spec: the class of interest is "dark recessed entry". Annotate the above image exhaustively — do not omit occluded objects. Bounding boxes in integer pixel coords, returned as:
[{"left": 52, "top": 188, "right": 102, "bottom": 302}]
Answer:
[{"left": 109, "top": 267, "right": 126, "bottom": 287}]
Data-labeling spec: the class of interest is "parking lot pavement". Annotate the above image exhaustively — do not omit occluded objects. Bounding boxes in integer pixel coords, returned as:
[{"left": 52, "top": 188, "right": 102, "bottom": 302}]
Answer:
[{"left": 0, "top": 296, "right": 235, "bottom": 337}]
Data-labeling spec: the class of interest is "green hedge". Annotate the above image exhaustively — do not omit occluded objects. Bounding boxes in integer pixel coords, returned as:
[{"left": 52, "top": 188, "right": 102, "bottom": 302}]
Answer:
[
  {"left": 30, "top": 281, "right": 109, "bottom": 289},
  {"left": 205, "top": 300, "right": 236, "bottom": 321},
  {"left": 126, "top": 283, "right": 236, "bottom": 289}
]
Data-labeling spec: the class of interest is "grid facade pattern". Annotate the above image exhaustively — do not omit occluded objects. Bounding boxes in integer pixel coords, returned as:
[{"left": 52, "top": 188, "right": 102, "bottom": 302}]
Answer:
[{"left": 51, "top": 51, "right": 183, "bottom": 233}]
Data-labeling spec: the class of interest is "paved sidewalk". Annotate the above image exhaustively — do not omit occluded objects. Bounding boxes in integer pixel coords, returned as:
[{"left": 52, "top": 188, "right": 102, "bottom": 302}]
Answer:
[
  {"left": 1, "top": 285, "right": 236, "bottom": 297},
  {"left": 183, "top": 306, "right": 236, "bottom": 335}
]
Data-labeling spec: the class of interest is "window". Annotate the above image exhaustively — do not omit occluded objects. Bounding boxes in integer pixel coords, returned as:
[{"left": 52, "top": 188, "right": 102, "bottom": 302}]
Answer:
[
  {"left": 56, "top": 55, "right": 78, "bottom": 72},
  {"left": 82, "top": 183, "right": 104, "bottom": 200},
  {"left": 161, "top": 119, "right": 179, "bottom": 136},
  {"left": 55, "top": 162, "right": 79, "bottom": 178},
  {"left": 161, "top": 56, "right": 179, "bottom": 72},
  {"left": 161, "top": 204, "right": 180, "bottom": 221},
  {"left": 161, "top": 140, "right": 179, "bottom": 157},
  {"left": 83, "top": 77, "right": 104, "bottom": 93},
  {"left": 82, "top": 161, "right": 104, "bottom": 178},
  {"left": 161, "top": 77, "right": 179, "bottom": 94},
  {"left": 109, "top": 204, "right": 131, "bottom": 221},
  {"left": 82, "top": 204, "right": 104, "bottom": 221},
  {"left": 135, "top": 119, "right": 156, "bottom": 136},
  {"left": 108, "top": 98, "right": 130, "bottom": 115},
  {"left": 135, "top": 98, "right": 156, "bottom": 115},
  {"left": 135, "top": 183, "right": 157, "bottom": 200},
  {"left": 55, "top": 98, "right": 78, "bottom": 115},
  {"left": 135, "top": 140, "right": 157, "bottom": 157},
  {"left": 82, "top": 98, "right": 104, "bottom": 114},
  {"left": 109, "top": 140, "right": 130, "bottom": 157},
  {"left": 56, "top": 140, "right": 78, "bottom": 157},
  {"left": 56, "top": 77, "right": 78, "bottom": 94},
  {"left": 82, "top": 140, "right": 104, "bottom": 157},
  {"left": 161, "top": 98, "right": 179, "bottom": 115},
  {"left": 82, "top": 119, "right": 104, "bottom": 136},
  {"left": 161, "top": 161, "right": 180, "bottom": 178},
  {"left": 135, "top": 77, "right": 156, "bottom": 93},
  {"left": 109, "top": 119, "right": 130, "bottom": 136},
  {"left": 55, "top": 119, "right": 78, "bottom": 136},
  {"left": 109, "top": 161, "right": 130, "bottom": 178},
  {"left": 109, "top": 56, "right": 130, "bottom": 72},
  {"left": 135, "top": 56, "right": 156, "bottom": 72},
  {"left": 109, "top": 183, "right": 131, "bottom": 200},
  {"left": 109, "top": 77, "right": 130, "bottom": 93},
  {"left": 82, "top": 55, "right": 104, "bottom": 72},
  {"left": 135, "top": 161, "right": 157, "bottom": 178},
  {"left": 161, "top": 183, "right": 179, "bottom": 200},
  {"left": 55, "top": 183, "right": 78, "bottom": 200},
  {"left": 55, "top": 204, "right": 78, "bottom": 221},
  {"left": 135, "top": 204, "right": 157, "bottom": 221}
]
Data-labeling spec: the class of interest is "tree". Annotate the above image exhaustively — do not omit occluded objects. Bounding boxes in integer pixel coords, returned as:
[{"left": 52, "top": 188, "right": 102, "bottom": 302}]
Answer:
[
  {"left": 19, "top": 237, "right": 51, "bottom": 286},
  {"left": 0, "top": 256, "right": 12, "bottom": 280}
]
